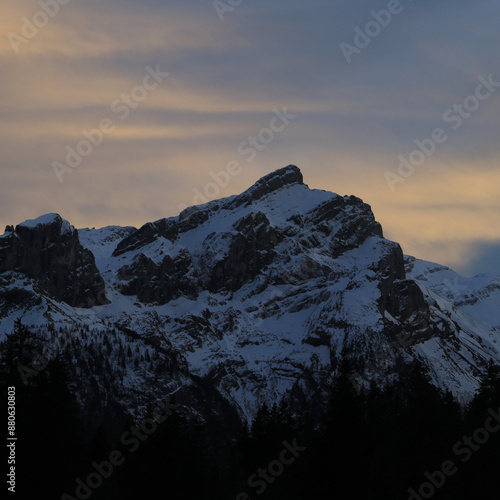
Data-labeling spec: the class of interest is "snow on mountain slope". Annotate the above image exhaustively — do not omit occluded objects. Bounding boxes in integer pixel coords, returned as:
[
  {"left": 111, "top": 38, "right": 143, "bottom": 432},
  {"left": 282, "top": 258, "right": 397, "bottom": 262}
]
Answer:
[
  {"left": 17, "top": 213, "right": 75, "bottom": 234},
  {"left": 78, "top": 226, "right": 136, "bottom": 263},
  {"left": 1, "top": 165, "right": 500, "bottom": 423},
  {"left": 406, "top": 256, "right": 500, "bottom": 328}
]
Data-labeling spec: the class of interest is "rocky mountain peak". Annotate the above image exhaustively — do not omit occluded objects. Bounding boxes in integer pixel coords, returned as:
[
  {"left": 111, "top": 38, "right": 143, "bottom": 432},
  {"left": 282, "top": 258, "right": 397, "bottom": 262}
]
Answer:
[
  {"left": 227, "top": 164, "right": 304, "bottom": 209},
  {"left": 0, "top": 213, "right": 107, "bottom": 308},
  {"left": 16, "top": 212, "right": 71, "bottom": 231},
  {"left": 110, "top": 165, "right": 394, "bottom": 304},
  {"left": 246, "top": 164, "right": 304, "bottom": 194},
  {"left": 1, "top": 166, "right": 500, "bottom": 423}
]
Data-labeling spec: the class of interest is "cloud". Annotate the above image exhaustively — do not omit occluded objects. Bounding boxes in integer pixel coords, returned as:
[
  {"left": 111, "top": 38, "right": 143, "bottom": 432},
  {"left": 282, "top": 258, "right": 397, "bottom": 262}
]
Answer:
[{"left": 462, "top": 241, "right": 500, "bottom": 276}]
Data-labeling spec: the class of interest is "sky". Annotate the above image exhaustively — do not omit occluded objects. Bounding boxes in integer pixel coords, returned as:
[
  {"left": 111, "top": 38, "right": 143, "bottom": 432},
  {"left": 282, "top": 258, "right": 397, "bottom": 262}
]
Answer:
[{"left": 1, "top": 0, "right": 499, "bottom": 277}]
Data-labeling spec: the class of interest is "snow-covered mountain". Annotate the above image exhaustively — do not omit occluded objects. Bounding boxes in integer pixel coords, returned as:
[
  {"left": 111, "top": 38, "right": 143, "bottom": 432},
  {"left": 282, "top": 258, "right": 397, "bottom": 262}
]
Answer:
[{"left": 1, "top": 165, "right": 499, "bottom": 426}]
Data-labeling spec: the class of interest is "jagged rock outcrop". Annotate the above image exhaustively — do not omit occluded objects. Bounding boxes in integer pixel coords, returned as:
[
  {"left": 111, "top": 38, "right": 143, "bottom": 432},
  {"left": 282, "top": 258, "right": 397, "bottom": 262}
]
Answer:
[
  {"left": 1, "top": 165, "right": 500, "bottom": 426},
  {"left": 117, "top": 249, "right": 199, "bottom": 303},
  {"left": 0, "top": 213, "right": 106, "bottom": 307},
  {"left": 208, "top": 212, "right": 281, "bottom": 292},
  {"left": 226, "top": 164, "right": 304, "bottom": 209},
  {"left": 113, "top": 218, "right": 178, "bottom": 257},
  {"left": 111, "top": 165, "right": 390, "bottom": 304}
]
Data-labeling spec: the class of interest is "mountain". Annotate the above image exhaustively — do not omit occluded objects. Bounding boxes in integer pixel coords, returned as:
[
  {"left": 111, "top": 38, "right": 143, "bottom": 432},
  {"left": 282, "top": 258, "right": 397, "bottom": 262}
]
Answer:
[
  {"left": 0, "top": 213, "right": 106, "bottom": 309},
  {"left": 1, "top": 165, "right": 499, "bottom": 430}
]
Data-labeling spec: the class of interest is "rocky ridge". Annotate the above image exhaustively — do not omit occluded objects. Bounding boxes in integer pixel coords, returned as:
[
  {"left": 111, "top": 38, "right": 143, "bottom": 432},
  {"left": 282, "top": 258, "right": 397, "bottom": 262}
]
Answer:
[
  {"left": 0, "top": 166, "right": 499, "bottom": 426},
  {"left": 0, "top": 213, "right": 106, "bottom": 311}
]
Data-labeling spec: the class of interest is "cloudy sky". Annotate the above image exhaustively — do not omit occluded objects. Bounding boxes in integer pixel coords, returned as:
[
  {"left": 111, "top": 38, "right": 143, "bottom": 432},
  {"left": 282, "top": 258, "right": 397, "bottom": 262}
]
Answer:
[{"left": 1, "top": 0, "right": 499, "bottom": 276}]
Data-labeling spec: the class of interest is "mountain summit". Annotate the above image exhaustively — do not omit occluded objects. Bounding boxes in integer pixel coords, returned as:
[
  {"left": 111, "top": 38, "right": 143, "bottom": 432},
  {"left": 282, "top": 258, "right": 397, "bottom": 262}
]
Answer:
[{"left": 1, "top": 166, "right": 499, "bottom": 424}]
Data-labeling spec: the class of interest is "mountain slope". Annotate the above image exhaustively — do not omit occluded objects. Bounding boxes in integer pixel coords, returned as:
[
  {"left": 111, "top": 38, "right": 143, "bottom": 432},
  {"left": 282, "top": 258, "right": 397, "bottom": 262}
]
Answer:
[{"left": 0, "top": 165, "right": 499, "bottom": 425}]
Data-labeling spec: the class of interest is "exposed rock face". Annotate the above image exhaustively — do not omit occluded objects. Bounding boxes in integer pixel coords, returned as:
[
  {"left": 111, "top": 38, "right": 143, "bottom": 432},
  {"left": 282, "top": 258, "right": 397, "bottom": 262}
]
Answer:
[
  {"left": 0, "top": 214, "right": 106, "bottom": 307},
  {"left": 113, "top": 219, "right": 178, "bottom": 257},
  {"left": 1, "top": 166, "right": 500, "bottom": 426},
  {"left": 225, "top": 164, "right": 304, "bottom": 209},
  {"left": 208, "top": 212, "right": 281, "bottom": 292},
  {"left": 118, "top": 249, "right": 198, "bottom": 303},
  {"left": 113, "top": 165, "right": 388, "bottom": 304},
  {"left": 304, "top": 195, "right": 383, "bottom": 257}
]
